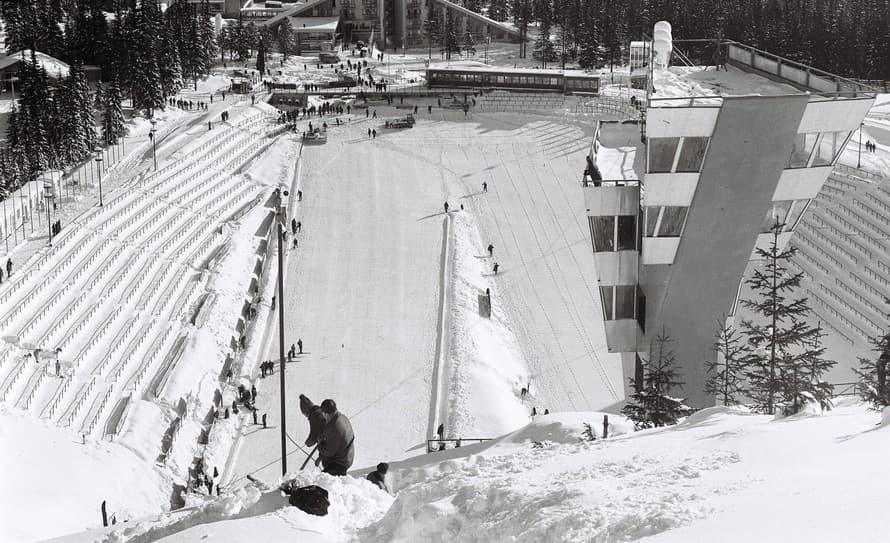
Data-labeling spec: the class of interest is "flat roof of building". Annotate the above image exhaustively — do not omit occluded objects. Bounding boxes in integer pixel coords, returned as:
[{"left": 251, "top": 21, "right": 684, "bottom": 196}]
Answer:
[
  {"left": 288, "top": 16, "right": 340, "bottom": 32},
  {"left": 595, "top": 122, "right": 645, "bottom": 182},
  {"left": 652, "top": 64, "right": 801, "bottom": 102},
  {"left": 427, "top": 62, "right": 599, "bottom": 77}
]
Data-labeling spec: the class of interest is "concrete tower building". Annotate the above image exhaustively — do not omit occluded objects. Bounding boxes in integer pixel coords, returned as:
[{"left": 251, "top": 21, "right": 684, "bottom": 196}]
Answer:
[{"left": 583, "top": 38, "right": 876, "bottom": 407}]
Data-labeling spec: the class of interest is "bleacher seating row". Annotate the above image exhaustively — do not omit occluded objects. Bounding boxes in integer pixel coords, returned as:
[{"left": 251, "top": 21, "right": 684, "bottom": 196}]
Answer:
[
  {"left": 0, "top": 109, "right": 278, "bottom": 438},
  {"left": 789, "top": 167, "right": 890, "bottom": 342}
]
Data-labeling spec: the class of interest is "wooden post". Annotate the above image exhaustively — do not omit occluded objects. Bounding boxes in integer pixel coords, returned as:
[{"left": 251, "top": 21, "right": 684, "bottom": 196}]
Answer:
[
  {"left": 101, "top": 500, "right": 108, "bottom": 527},
  {"left": 602, "top": 414, "right": 609, "bottom": 439}
]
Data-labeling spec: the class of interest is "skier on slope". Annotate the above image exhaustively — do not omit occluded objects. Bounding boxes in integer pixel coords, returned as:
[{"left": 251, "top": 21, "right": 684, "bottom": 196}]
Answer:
[
  {"left": 487, "top": 243, "right": 494, "bottom": 256},
  {"left": 493, "top": 262, "right": 500, "bottom": 275}
]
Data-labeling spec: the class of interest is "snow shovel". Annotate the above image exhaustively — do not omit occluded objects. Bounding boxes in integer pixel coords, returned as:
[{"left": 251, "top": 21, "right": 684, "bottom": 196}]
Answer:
[{"left": 300, "top": 445, "right": 319, "bottom": 470}]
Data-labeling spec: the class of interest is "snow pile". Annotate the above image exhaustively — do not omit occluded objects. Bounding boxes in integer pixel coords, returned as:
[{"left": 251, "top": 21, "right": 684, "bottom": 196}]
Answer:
[
  {"left": 46, "top": 403, "right": 890, "bottom": 542},
  {"left": 0, "top": 408, "right": 169, "bottom": 543},
  {"left": 445, "top": 212, "right": 531, "bottom": 439}
]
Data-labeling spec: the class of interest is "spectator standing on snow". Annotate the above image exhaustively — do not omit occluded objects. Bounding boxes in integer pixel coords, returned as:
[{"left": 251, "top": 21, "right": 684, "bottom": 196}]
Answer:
[
  {"left": 0, "top": 268, "right": 3, "bottom": 284},
  {"left": 493, "top": 262, "right": 500, "bottom": 275},
  {"left": 292, "top": 218, "right": 298, "bottom": 234},
  {"left": 251, "top": 384, "right": 257, "bottom": 402},
  {"left": 368, "top": 128, "right": 372, "bottom": 137},
  {"left": 373, "top": 110, "right": 377, "bottom": 119},
  {"left": 6, "top": 258, "right": 12, "bottom": 277},
  {"left": 253, "top": 410, "right": 258, "bottom": 424},
  {"left": 367, "top": 463, "right": 389, "bottom": 492},
  {"left": 444, "top": 201, "right": 450, "bottom": 213},
  {"left": 316, "top": 399, "right": 355, "bottom": 476},
  {"left": 482, "top": 182, "right": 488, "bottom": 193},
  {"left": 487, "top": 244, "right": 494, "bottom": 256},
  {"left": 372, "top": 129, "right": 377, "bottom": 139},
  {"left": 262, "top": 413, "right": 267, "bottom": 428},
  {"left": 297, "top": 338, "right": 303, "bottom": 354}
]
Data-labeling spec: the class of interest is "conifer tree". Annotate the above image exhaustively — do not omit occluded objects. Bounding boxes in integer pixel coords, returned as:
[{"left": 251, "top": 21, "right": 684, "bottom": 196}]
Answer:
[
  {"left": 102, "top": 78, "right": 127, "bottom": 146},
  {"left": 622, "top": 328, "right": 687, "bottom": 429},
  {"left": 535, "top": 17, "right": 556, "bottom": 66},
  {"left": 444, "top": 11, "right": 460, "bottom": 60},
  {"left": 463, "top": 31, "right": 476, "bottom": 57},
  {"left": 159, "top": 30, "right": 184, "bottom": 100},
  {"left": 488, "top": 0, "right": 508, "bottom": 21},
  {"left": 705, "top": 317, "right": 753, "bottom": 407},
  {"left": 257, "top": 37, "right": 267, "bottom": 77},
  {"left": 855, "top": 305, "right": 890, "bottom": 411},
  {"left": 131, "top": 0, "right": 165, "bottom": 114},
  {"left": 577, "top": 2, "right": 601, "bottom": 69},
  {"left": 424, "top": 14, "right": 441, "bottom": 59},
  {"left": 279, "top": 18, "right": 293, "bottom": 59},
  {"left": 741, "top": 220, "right": 829, "bottom": 415}
]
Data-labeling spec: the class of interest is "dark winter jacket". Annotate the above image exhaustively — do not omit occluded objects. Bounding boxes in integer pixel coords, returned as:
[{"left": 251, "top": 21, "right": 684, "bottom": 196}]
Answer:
[
  {"left": 318, "top": 411, "right": 355, "bottom": 471},
  {"left": 366, "top": 471, "right": 387, "bottom": 492},
  {"left": 300, "top": 394, "right": 328, "bottom": 448}
]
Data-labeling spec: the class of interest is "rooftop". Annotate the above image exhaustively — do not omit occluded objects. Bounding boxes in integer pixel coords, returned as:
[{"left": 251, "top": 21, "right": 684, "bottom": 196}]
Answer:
[
  {"left": 288, "top": 16, "right": 340, "bottom": 32},
  {"left": 651, "top": 64, "right": 801, "bottom": 105},
  {"left": 592, "top": 122, "right": 645, "bottom": 183}
]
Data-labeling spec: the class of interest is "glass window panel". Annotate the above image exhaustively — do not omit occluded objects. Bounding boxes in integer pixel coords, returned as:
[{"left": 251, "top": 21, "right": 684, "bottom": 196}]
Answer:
[
  {"left": 589, "top": 216, "right": 615, "bottom": 252},
  {"left": 787, "top": 132, "right": 818, "bottom": 168},
  {"left": 645, "top": 207, "right": 660, "bottom": 237},
  {"left": 648, "top": 137, "right": 680, "bottom": 173},
  {"left": 551, "top": 78, "right": 559, "bottom": 86},
  {"left": 675, "top": 137, "right": 709, "bottom": 172},
  {"left": 786, "top": 199, "right": 810, "bottom": 230},
  {"left": 599, "top": 286, "right": 614, "bottom": 320},
  {"left": 636, "top": 285, "right": 646, "bottom": 332},
  {"left": 657, "top": 206, "right": 688, "bottom": 237},
  {"left": 761, "top": 200, "right": 793, "bottom": 232},
  {"left": 812, "top": 131, "right": 848, "bottom": 166},
  {"left": 617, "top": 215, "right": 637, "bottom": 251},
  {"left": 614, "top": 286, "right": 636, "bottom": 320}
]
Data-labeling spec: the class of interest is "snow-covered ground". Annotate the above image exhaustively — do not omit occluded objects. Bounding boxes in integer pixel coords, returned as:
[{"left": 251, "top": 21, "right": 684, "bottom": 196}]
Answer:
[{"left": 48, "top": 401, "right": 890, "bottom": 543}]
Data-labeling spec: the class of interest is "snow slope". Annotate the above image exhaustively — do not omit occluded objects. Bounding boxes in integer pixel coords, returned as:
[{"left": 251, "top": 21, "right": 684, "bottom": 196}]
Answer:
[{"left": 50, "top": 402, "right": 890, "bottom": 543}]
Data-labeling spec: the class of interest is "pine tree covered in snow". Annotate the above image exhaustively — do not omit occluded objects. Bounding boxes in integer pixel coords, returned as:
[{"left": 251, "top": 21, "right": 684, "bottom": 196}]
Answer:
[
  {"left": 159, "top": 30, "right": 184, "bottom": 100},
  {"left": 856, "top": 319, "right": 890, "bottom": 411},
  {"left": 705, "top": 317, "right": 753, "bottom": 407},
  {"left": 102, "top": 78, "right": 127, "bottom": 146},
  {"left": 622, "top": 328, "right": 687, "bottom": 429},
  {"left": 790, "top": 325, "right": 835, "bottom": 413},
  {"left": 256, "top": 36, "right": 266, "bottom": 77},
  {"left": 131, "top": 0, "right": 164, "bottom": 114},
  {"left": 581, "top": 422, "right": 597, "bottom": 441},
  {"left": 741, "top": 220, "right": 827, "bottom": 416}
]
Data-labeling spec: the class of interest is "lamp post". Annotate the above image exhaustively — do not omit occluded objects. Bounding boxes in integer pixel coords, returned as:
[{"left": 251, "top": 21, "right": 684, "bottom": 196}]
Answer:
[
  {"left": 275, "top": 188, "right": 289, "bottom": 476},
  {"left": 857, "top": 121, "right": 864, "bottom": 168},
  {"left": 44, "top": 182, "right": 54, "bottom": 246},
  {"left": 94, "top": 148, "right": 104, "bottom": 206},
  {"left": 149, "top": 119, "right": 158, "bottom": 171}
]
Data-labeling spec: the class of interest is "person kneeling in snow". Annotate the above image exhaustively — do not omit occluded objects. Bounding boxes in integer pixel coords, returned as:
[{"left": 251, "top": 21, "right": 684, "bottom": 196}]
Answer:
[
  {"left": 367, "top": 462, "right": 389, "bottom": 493},
  {"left": 317, "top": 399, "right": 355, "bottom": 476}
]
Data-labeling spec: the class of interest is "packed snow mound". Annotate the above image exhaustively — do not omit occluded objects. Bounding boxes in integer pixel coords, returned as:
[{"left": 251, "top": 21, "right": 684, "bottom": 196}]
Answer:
[
  {"left": 497, "top": 411, "right": 634, "bottom": 444},
  {"left": 75, "top": 471, "right": 392, "bottom": 543},
  {"left": 47, "top": 404, "right": 890, "bottom": 543}
]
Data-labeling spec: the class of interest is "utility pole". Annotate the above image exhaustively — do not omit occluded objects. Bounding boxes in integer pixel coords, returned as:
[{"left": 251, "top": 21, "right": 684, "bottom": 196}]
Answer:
[
  {"left": 858, "top": 121, "right": 864, "bottom": 168},
  {"left": 276, "top": 189, "right": 288, "bottom": 475}
]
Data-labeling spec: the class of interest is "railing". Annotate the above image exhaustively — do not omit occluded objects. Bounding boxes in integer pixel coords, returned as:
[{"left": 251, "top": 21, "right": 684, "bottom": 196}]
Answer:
[
  {"left": 830, "top": 381, "right": 863, "bottom": 397},
  {"left": 723, "top": 41, "right": 878, "bottom": 97}
]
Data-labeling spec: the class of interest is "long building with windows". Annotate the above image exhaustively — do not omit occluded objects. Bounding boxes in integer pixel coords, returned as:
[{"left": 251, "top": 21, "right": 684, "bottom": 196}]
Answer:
[
  {"left": 254, "top": 0, "right": 520, "bottom": 51},
  {"left": 582, "top": 39, "right": 876, "bottom": 407}
]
